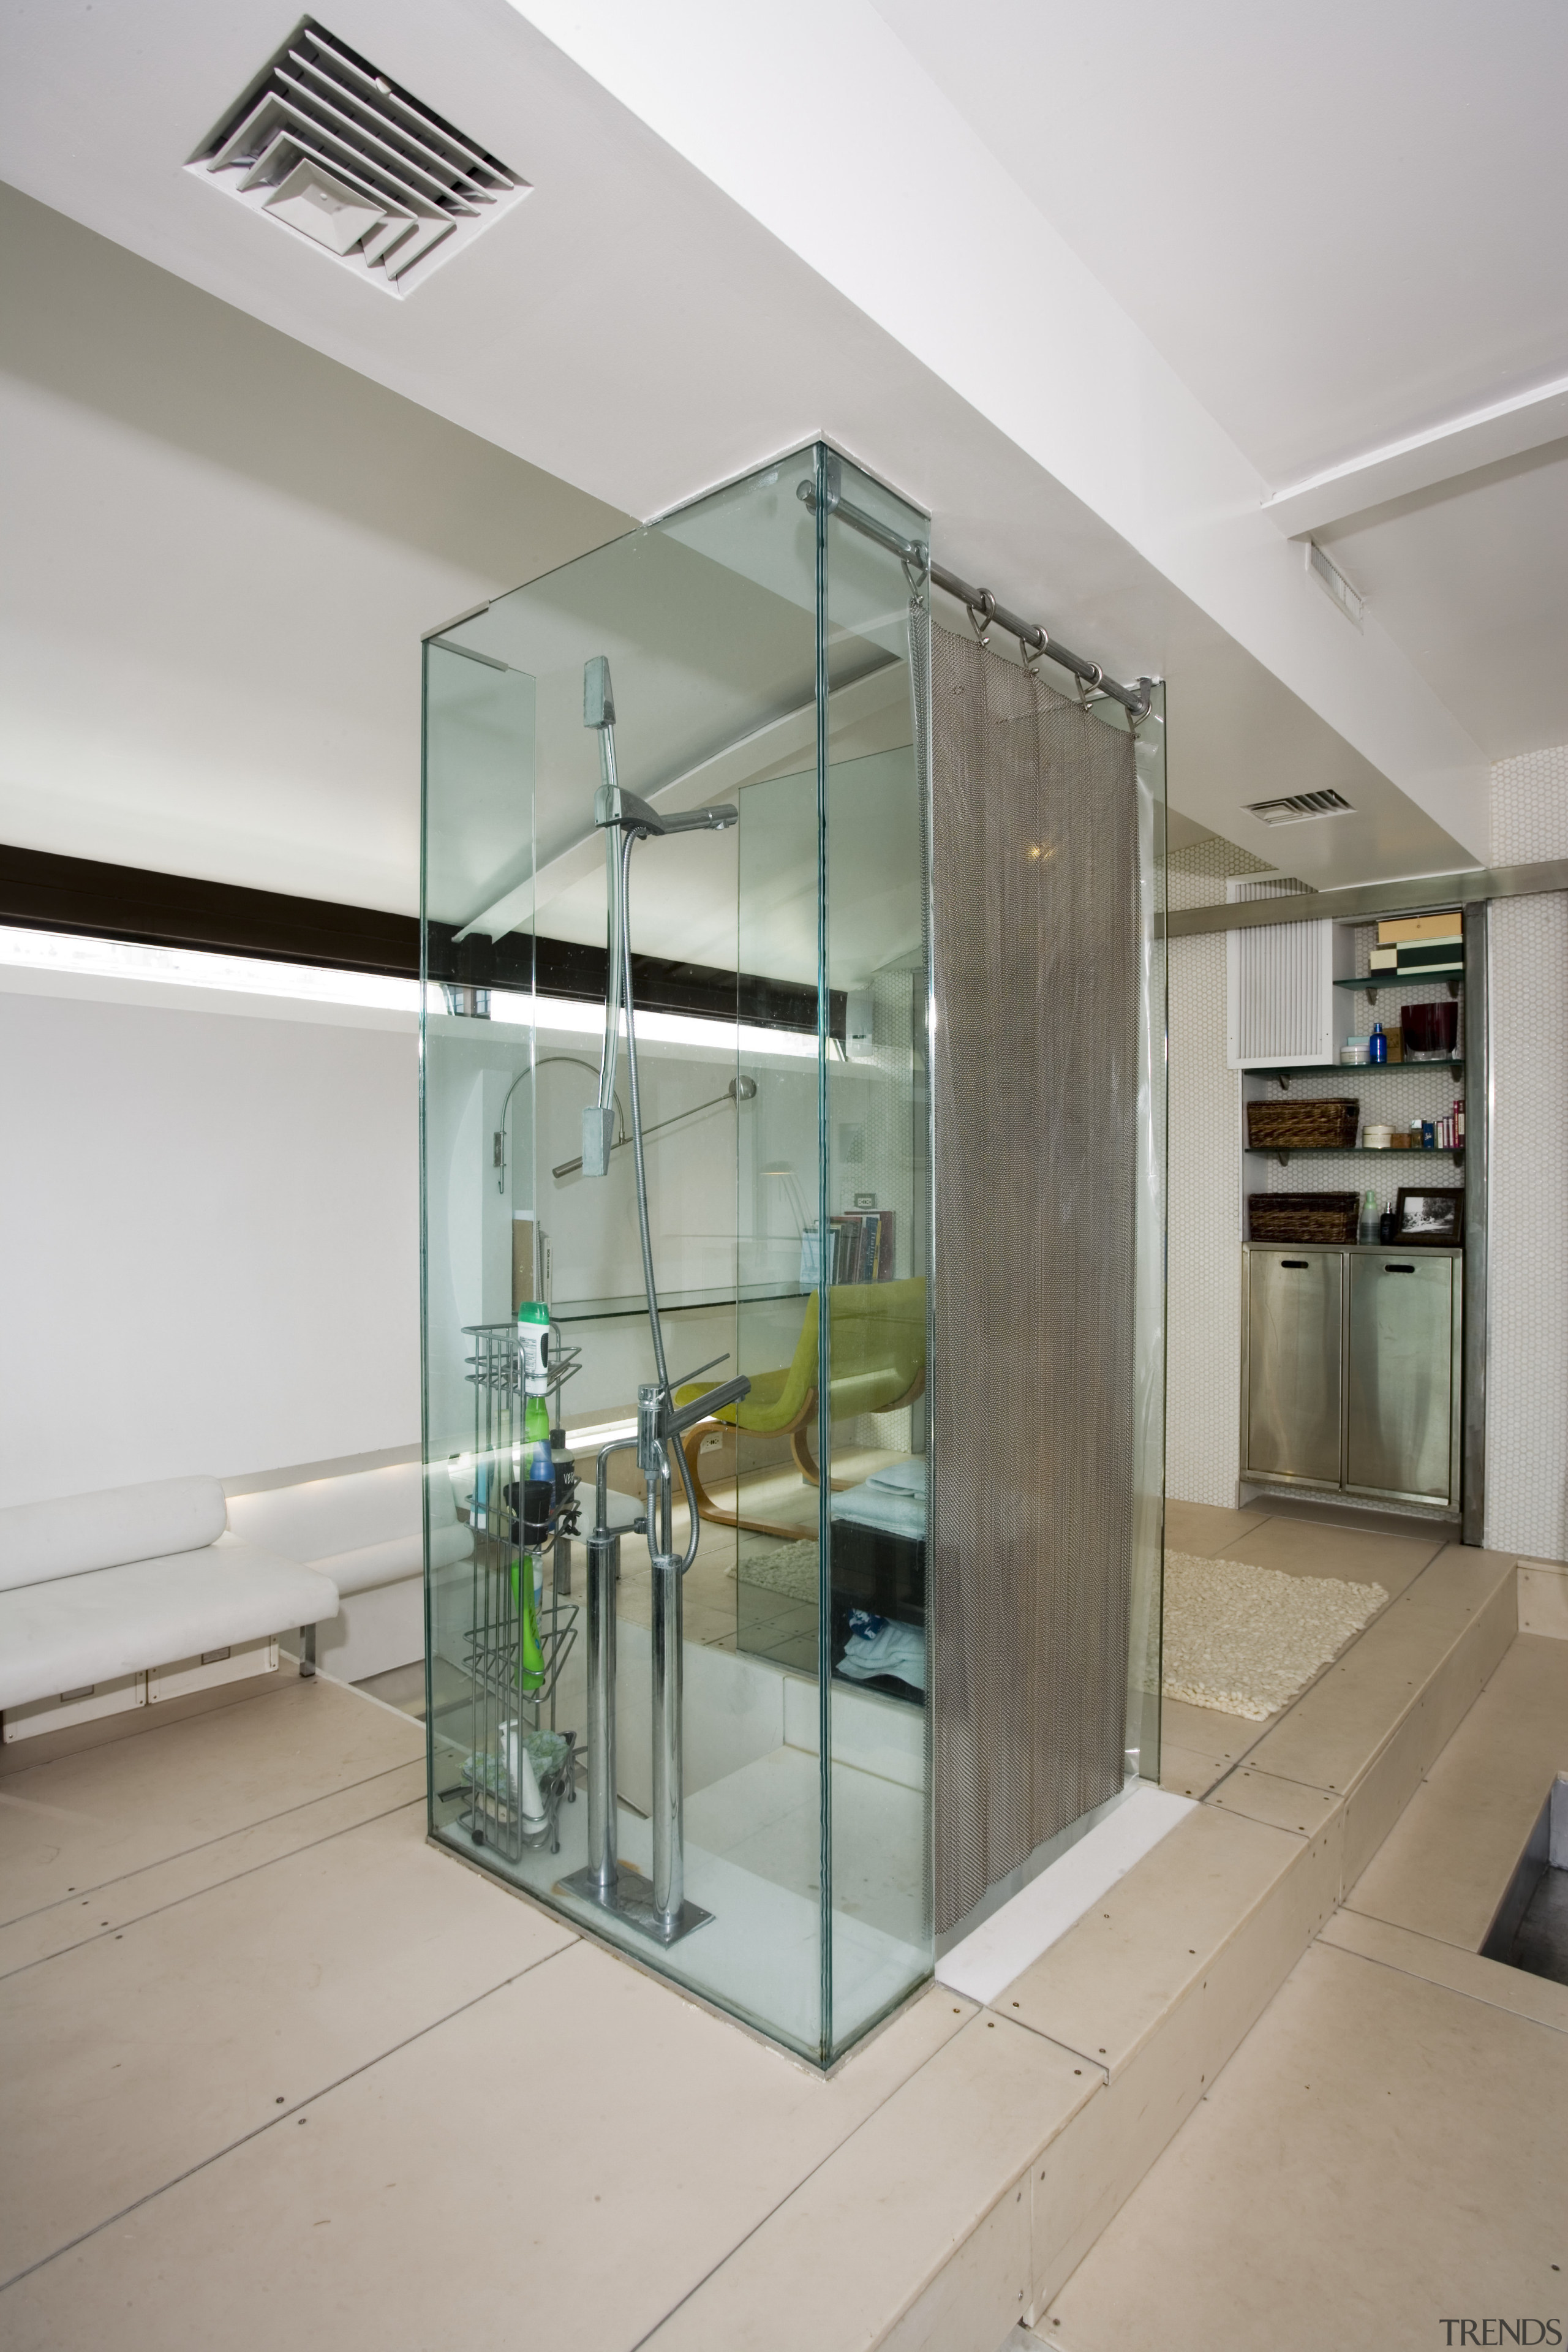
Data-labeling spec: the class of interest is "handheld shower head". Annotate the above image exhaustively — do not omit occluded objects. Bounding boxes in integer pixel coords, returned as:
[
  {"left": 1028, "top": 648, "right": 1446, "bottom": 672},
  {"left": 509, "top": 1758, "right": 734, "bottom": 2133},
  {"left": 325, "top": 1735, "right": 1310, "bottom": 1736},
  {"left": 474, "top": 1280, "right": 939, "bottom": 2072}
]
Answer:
[{"left": 584, "top": 655, "right": 615, "bottom": 730}]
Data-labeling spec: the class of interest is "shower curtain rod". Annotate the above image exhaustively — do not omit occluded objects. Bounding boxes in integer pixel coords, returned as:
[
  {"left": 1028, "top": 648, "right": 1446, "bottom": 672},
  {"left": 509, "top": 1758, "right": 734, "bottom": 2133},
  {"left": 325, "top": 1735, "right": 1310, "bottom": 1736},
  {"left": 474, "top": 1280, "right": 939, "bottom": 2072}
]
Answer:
[{"left": 799, "top": 474, "right": 1154, "bottom": 720}]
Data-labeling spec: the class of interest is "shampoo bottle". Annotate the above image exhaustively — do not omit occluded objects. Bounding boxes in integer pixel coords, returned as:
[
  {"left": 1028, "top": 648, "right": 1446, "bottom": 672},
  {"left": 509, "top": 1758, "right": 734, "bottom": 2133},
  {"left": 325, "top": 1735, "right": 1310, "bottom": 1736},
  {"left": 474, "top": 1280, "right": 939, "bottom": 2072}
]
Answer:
[{"left": 515, "top": 1392, "right": 552, "bottom": 1692}]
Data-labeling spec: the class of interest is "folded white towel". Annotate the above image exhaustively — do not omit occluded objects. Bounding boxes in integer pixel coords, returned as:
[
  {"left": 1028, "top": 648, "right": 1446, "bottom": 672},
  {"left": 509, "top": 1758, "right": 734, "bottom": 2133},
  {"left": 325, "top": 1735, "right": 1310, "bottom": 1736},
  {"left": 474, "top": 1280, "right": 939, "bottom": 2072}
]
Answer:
[
  {"left": 864, "top": 1457, "right": 927, "bottom": 1495},
  {"left": 831, "top": 1488, "right": 926, "bottom": 1540}
]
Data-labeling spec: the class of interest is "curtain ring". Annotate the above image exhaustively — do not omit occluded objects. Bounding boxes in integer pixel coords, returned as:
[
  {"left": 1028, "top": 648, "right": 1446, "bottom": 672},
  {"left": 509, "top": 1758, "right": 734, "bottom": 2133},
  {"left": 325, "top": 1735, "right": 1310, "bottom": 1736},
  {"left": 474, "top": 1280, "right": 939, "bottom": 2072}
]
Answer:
[
  {"left": 966, "top": 590, "right": 996, "bottom": 648},
  {"left": 1075, "top": 663, "right": 1104, "bottom": 710},
  {"left": 1022, "top": 625, "right": 1050, "bottom": 676}
]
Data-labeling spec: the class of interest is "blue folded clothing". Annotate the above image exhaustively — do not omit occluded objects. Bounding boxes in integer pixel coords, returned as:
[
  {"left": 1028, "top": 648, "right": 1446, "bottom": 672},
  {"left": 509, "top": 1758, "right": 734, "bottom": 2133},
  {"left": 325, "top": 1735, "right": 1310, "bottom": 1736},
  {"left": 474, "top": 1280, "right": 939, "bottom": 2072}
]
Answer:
[{"left": 837, "top": 1609, "right": 925, "bottom": 1691}]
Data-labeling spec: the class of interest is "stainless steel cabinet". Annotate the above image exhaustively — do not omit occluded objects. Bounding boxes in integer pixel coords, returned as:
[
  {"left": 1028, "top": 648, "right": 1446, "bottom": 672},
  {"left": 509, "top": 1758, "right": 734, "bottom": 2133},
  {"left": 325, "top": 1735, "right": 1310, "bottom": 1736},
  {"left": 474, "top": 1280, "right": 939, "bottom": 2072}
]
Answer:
[
  {"left": 1243, "top": 1245, "right": 1462, "bottom": 1511},
  {"left": 1245, "top": 1251, "right": 1343, "bottom": 1484},
  {"left": 1346, "top": 1253, "right": 1461, "bottom": 1506}
]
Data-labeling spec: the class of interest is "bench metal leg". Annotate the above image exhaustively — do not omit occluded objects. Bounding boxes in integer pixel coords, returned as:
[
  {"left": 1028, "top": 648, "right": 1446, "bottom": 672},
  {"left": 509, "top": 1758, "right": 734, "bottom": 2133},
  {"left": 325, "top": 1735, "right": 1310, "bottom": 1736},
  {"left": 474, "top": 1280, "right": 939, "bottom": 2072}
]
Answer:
[{"left": 300, "top": 1623, "right": 316, "bottom": 1680}]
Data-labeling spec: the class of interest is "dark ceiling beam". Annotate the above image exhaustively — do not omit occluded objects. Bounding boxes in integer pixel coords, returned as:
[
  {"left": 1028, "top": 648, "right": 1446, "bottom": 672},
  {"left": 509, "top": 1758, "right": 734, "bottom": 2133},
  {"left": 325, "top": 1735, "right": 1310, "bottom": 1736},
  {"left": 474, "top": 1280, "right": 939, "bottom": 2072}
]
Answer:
[
  {"left": 0, "top": 842, "right": 419, "bottom": 974},
  {"left": 0, "top": 842, "right": 832, "bottom": 1035}
]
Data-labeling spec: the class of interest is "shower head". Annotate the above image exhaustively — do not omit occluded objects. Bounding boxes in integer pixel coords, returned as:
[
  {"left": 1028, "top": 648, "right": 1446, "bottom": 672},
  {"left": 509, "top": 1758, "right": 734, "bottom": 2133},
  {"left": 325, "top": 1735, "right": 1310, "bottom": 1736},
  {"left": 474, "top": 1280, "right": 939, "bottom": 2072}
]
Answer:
[
  {"left": 584, "top": 655, "right": 615, "bottom": 731},
  {"left": 594, "top": 785, "right": 738, "bottom": 837}
]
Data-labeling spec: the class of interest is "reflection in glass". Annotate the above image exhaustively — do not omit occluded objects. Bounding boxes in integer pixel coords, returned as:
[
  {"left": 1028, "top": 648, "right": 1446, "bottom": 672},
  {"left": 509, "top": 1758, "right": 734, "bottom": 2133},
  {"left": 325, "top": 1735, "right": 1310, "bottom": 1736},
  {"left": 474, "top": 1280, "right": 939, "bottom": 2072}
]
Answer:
[{"left": 421, "top": 447, "right": 934, "bottom": 2063}]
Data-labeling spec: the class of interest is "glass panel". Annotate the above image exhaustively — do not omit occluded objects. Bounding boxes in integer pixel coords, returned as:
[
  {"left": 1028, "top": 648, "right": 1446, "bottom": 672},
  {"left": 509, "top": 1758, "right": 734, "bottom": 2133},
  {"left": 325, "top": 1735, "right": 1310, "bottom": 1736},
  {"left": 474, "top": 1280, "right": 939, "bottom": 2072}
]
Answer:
[
  {"left": 820, "top": 452, "right": 935, "bottom": 2057},
  {"left": 420, "top": 640, "right": 540, "bottom": 1800},
  {"left": 420, "top": 447, "right": 932, "bottom": 2065},
  {"left": 1091, "top": 680, "right": 1167, "bottom": 1786}
]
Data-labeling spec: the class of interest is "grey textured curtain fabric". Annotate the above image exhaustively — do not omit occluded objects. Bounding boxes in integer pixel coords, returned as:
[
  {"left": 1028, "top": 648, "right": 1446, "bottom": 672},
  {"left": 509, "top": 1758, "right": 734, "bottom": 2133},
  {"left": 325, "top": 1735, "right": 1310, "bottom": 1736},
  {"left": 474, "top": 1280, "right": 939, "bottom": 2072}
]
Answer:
[{"left": 929, "top": 621, "right": 1138, "bottom": 1939}]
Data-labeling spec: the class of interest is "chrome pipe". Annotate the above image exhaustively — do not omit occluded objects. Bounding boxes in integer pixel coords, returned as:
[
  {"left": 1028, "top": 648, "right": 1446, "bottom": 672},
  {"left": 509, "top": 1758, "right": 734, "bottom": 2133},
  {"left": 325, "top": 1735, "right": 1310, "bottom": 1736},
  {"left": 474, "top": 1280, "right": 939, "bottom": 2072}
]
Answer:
[
  {"left": 584, "top": 1521, "right": 620, "bottom": 1895},
  {"left": 584, "top": 1436, "right": 636, "bottom": 1898},
  {"left": 797, "top": 469, "right": 1153, "bottom": 719},
  {"left": 650, "top": 1550, "right": 684, "bottom": 1923}
]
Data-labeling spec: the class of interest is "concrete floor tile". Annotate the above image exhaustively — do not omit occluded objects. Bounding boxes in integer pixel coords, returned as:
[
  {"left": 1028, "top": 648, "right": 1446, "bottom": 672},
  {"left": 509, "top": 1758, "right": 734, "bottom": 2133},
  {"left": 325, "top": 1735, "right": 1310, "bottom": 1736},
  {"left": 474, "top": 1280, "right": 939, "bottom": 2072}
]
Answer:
[
  {"left": 644, "top": 2014, "right": 1095, "bottom": 2352},
  {"left": 1243, "top": 1547, "right": 1515, "bottom": 1798},
  {"left": 1158, "top": 1744, "right": 1227, "bottom": 1800},
  {"left": 1159, "top": 1697, "right": 1264, "bottom": 1771},
  {"left": 1163, "top": 1501, "right": 1272, "bottom": 1558},
  {"left": 1344, "top": 1633, "right": 1568, "bottom": 1950},
  {"left": 1214, "top": 1514, "right": 1440, "bottom": 1599},
  {"left": 0, "top": 1758, "right": 426, "bottom": 1978},
  {"left": 0, "top": 1803, "right": 575, "bottom": 2283},
  {"left": 1518, "top": 1561, "right": 1568, "bottom": 1640},
  {"left": 1319, "top": 1907, "right": 1568, "bottom": 2037},
  {"left": 1205, "top": 1768, "right": 1343, "bottom": 1843},
  {"left": 1041, "top": 1942, "right": 1568, "bottom": 2352},
  {"left": 0, "top": 1948, "right": 971, "bottom": 2351},
  {"left": 1005, "top": 1804, "right": 1317, "bottom": 2078},
  {"left": 0, "top": 1677, "right": 423, "bottom": 1927}
]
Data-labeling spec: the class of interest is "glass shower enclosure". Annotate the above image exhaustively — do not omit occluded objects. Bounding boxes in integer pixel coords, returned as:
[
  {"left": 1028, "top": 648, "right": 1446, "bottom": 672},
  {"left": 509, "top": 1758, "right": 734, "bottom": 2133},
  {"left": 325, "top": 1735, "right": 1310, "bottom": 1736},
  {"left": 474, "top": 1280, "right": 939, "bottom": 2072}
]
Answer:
[
  {"left": 420, "top": 441, "right": 1167, "bottom": 2064},
  {"left": 421, "top": 447, "right": 935, "bottom": 2065}
]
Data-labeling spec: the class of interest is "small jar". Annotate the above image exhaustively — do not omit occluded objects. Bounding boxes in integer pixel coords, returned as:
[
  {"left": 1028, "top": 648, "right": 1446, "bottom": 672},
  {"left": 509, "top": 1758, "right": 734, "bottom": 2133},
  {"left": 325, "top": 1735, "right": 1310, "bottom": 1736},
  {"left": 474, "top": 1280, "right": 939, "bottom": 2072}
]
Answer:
[
  {"left": 1340, "top": 1038, "right": 1371, "bottom": 1066},
  {"left": 1363, "top": 1123, "right": 1393, "bottom": 1149}
]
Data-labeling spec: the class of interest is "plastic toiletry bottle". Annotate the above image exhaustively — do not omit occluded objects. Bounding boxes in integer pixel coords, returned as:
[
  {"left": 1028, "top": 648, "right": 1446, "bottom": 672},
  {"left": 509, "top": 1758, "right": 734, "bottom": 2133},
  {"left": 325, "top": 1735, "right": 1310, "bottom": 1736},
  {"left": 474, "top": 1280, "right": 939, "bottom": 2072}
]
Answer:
[
  {"left": 1369, "top": 1020, "right": 1387, "bottom": 1065},
  {"left": 518, "top": 1298, "right": 551, "bottom": 1393},
  {"left": 1359, "top": 1188, "right": 1379, "bottom": 1245},
  {"left": 516, "top": 1393, "right": 552, "bottom": 1691}
]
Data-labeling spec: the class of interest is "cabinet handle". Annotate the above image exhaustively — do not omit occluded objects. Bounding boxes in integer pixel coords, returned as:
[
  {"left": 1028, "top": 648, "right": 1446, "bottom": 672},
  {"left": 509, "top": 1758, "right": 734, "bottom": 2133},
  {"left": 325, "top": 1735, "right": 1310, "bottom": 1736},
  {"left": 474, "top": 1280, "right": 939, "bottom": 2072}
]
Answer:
[
  {"left": 1384, "top": 1263, "right": 1415, "bottom": 1273},
  {"left": 1280, "top": 1259, "right": 1310, "bottom": 1269}
]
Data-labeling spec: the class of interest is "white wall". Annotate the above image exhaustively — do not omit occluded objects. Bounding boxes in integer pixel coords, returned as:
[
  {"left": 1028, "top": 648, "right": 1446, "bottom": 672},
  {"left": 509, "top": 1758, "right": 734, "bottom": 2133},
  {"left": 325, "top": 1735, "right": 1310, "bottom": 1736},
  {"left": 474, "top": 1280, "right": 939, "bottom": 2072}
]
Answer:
[
  {"left": 1164, "top": 843, "right": 1264, "bottom": 1510},
  {"left": 1166, "top": 929, "right": 1243, "bottom": 1509},
  {"left": 0, "top": 973, "right": 418, "bottom": 1507},
  {"left": 1485, "top": 741, "right": 1568, "bottom": 1562}
]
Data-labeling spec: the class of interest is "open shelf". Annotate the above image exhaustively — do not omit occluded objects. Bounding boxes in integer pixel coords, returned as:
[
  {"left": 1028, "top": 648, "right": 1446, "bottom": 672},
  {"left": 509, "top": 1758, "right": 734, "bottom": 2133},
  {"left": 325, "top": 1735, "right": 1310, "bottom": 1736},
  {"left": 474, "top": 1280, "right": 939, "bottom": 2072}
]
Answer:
[
  {"left": 1247, "top": 1144, "right": 1466, "bottom": 1168},
  {"left": 1335, "top": 973, "right": 1462, "bottom": 1003},
  {"left": 1251, "top": 1058, "right": 1463, "bottom": 1086}
]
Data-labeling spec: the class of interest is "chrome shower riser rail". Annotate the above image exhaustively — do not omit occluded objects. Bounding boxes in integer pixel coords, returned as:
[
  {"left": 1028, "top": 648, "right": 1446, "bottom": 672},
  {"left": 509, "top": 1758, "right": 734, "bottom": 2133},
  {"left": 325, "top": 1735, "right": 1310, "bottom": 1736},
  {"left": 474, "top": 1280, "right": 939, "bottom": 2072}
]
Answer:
[{"left": 563, "top": 661, "right": 744, "bottom": 1950}]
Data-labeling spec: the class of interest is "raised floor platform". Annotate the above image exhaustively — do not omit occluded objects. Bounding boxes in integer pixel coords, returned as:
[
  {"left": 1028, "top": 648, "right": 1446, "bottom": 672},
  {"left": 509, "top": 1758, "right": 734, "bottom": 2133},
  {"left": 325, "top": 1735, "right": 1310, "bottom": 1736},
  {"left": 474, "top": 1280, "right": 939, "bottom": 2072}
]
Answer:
[{"left": 0, "top": 1531, "right": 1527, "bottom": 2351}]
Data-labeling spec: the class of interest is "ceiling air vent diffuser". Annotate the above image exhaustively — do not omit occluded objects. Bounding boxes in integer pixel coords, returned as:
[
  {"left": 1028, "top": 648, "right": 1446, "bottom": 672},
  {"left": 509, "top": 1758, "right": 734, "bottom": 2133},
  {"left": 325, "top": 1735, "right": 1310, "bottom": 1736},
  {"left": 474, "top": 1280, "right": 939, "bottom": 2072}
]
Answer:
[
  {"left": 189, "top": 21, "right": 529, "bottom": 293},
  {"left": 1244, "top": 790, "right": 1354, "bottom": 827}
]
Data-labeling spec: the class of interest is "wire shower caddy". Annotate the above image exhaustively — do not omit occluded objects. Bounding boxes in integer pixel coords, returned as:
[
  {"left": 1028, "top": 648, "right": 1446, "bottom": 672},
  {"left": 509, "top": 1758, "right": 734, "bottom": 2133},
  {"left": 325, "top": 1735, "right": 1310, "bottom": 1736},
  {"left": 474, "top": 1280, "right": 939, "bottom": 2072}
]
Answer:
[{"left": 456, "top": 1319, "right": 582, "bottom": 1863}]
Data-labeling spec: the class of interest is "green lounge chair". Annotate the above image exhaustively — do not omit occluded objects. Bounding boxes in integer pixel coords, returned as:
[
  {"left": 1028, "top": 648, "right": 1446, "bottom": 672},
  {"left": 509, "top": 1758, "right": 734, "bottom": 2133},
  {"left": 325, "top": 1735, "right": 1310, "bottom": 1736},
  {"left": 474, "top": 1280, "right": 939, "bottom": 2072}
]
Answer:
[{"left": 674, "top": 1278, "right": 926, "bottom": 1540}]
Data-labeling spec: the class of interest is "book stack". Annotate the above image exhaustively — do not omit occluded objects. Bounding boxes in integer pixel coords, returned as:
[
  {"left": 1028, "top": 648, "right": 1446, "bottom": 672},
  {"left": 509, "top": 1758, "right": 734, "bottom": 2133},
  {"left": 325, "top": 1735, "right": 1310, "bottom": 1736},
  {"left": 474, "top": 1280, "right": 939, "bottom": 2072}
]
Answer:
[
  {"left": 1432, "top": 1098, "right": 1465, "bottom": 1151},
  {"left": 829, "top": 1208, "right": 897, "bottom": 1283},
  {"left": 1367, "top": 910, "right": 1463, "bottom": 978}
]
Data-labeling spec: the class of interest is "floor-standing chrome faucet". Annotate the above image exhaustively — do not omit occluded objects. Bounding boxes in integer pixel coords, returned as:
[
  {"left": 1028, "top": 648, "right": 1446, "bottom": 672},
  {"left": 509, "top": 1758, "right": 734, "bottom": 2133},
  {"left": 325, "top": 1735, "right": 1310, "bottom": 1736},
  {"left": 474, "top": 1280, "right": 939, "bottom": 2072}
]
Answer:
[{"left": 560, "top": 654, "right": 749, "bottom": 1946}]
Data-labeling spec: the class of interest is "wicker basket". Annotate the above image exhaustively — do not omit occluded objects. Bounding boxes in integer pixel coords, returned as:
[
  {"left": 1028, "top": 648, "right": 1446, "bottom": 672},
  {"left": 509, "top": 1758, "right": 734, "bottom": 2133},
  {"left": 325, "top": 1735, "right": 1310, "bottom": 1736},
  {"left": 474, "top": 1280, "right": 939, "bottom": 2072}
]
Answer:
[
  {"left": 1246, "top": 1096, "right": 1360, "bottom": 1152},
  {"left": 1248, "top": 1193, "right": 1360, "bottom": 1245}
]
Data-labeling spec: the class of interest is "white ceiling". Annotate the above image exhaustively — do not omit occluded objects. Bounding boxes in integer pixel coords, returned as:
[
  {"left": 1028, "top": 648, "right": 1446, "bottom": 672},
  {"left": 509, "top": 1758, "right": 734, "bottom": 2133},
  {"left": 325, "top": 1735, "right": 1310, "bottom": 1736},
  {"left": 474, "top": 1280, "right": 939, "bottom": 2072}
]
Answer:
[
  {"left": 0, "top": 183, "right": 625, "bottom": 911},
  {"left": 1317, "top": 440, "right": 1568, "bottom": 761},
  {"left": 4, "top": 0, "right": 1556, "bottom": 913},
  {"left": 875, "top": 0, "right": 1568, "bottom": 760}
]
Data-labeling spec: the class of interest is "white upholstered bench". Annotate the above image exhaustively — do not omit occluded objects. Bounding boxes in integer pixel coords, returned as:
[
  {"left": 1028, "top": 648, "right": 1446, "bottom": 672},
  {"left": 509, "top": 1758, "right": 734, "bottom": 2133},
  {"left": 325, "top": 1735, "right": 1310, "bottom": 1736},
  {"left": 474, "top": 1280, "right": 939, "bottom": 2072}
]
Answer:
[
  {"left": 0, "top": 1476, "right": 339, "bottom": 1744},
  {"left": 226, "top": 1460, "right": 471, "bottom": 1685}
]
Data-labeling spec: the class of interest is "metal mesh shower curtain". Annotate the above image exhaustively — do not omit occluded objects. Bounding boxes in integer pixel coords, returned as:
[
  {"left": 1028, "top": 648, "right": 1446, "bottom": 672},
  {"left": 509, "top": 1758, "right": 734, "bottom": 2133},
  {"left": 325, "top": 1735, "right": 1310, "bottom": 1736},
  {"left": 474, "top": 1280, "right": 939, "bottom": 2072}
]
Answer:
[{"left": 929, "top": 620, "right": 1139, "bottom": 1942}]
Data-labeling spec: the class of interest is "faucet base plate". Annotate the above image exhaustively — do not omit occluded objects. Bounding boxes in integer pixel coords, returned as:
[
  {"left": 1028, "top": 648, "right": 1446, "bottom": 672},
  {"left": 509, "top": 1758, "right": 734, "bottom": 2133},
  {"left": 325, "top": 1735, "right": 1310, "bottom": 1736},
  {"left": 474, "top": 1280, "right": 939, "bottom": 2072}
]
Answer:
[{"left": 557, "top": 1861, "right": 714, "bottom": 1946}]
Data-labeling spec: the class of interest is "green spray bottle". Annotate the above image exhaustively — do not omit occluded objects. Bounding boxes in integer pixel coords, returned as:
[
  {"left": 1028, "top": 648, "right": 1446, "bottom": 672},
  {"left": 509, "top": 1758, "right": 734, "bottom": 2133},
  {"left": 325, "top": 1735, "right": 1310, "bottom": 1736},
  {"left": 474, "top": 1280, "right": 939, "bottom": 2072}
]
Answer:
[{"left": 515, "top": 1303, "right": 552, "bottom": 1694}]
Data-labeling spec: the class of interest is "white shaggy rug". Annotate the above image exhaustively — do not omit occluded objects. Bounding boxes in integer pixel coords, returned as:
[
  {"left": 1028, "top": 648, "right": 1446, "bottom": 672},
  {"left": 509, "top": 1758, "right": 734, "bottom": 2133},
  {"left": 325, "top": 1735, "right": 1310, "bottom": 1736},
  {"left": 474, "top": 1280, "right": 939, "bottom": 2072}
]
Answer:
[
  {"left": 729, "top": 1540, "right": 1386, "bottom": 1725},
  {"left": 1161, "top": 1551, "right": 1387, "bottom": 1722},
  {"left": 729, "top": 1539, "right": 819, "bottom": 1600}
]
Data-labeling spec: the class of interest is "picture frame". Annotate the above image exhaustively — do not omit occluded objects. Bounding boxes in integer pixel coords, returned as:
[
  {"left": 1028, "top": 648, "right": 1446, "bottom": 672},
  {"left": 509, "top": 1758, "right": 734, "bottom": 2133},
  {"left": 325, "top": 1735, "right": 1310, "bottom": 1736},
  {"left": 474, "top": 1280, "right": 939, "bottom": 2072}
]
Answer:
[{"left": 1394, "top": 1186, "right": 1464, "bottom": 1246}]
